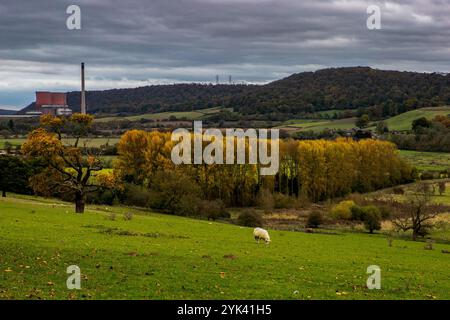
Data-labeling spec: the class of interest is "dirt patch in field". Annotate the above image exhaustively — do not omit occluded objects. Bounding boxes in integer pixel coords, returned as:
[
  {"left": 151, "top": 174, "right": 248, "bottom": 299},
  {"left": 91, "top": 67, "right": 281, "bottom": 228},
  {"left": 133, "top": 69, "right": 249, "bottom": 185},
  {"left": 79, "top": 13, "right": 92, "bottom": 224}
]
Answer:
[
  {"left": 82, "top": 225, "right": 190, "bottom": 239},
  {"left": 223, "top": 254, "right": 237, "bottom": 260}
]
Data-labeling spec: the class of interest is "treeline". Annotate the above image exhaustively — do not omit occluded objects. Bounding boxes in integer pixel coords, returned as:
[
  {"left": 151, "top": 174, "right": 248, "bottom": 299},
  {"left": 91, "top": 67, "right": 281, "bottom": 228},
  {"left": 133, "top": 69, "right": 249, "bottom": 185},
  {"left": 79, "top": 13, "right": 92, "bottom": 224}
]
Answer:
[
  {"left": 389, "top": 115, "right": 450, "bottom": 152},
  {"left": 0, "top": 118, "right": 39, "bottom": 136},
  {"left": 18, "top": 67, "right": 450, "bottom": 118},
  {"left": 113, "top": 131, "right": 414, "bottom": 212}
]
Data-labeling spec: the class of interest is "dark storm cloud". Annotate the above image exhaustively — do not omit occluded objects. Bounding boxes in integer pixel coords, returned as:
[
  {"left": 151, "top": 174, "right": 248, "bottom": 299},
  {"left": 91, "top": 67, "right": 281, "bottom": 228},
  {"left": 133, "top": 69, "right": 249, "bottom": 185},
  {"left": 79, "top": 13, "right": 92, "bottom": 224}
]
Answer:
[{"left": 1, "top": 0, "right": 450, "bottom": 108}]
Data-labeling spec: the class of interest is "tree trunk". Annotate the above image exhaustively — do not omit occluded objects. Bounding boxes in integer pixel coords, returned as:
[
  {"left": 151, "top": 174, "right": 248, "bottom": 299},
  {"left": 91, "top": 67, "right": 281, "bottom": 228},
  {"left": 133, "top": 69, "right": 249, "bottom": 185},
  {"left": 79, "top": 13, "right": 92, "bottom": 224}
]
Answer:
[
  {"left": 75, "top": 192, "right": 85, "bottom": 214},
  {"left": 2, "top": 190, "right": 6, "bottom": 197},
  {"left": 412, "top": 219, "right": 422, "bottom": 241},
  {"left": 412, "top": 229, "right": 418, "bottom": 241}
]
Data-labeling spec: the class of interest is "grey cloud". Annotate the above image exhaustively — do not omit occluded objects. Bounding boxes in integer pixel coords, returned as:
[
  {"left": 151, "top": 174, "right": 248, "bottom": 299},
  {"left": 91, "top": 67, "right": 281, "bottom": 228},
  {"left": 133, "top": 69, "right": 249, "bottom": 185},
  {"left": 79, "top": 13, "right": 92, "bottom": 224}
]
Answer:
[{"left": 0, "top": 0, "right": 450, "bottom": 108}]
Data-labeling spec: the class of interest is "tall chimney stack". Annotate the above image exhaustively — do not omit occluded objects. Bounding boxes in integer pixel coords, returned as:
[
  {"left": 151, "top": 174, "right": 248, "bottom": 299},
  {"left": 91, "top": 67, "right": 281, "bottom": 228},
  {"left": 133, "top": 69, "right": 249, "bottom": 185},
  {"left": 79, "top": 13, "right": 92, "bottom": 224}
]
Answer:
[{"left": 81, "top": 62, "right": 86, "bottom": 114}]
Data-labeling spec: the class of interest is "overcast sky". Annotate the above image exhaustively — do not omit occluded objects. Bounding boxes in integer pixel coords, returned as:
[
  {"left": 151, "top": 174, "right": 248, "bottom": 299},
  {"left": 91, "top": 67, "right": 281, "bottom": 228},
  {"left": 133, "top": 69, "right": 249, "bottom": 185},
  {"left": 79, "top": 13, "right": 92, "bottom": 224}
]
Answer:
[{"left": 0, "top": 0, "right": 449, "bottom": 109}]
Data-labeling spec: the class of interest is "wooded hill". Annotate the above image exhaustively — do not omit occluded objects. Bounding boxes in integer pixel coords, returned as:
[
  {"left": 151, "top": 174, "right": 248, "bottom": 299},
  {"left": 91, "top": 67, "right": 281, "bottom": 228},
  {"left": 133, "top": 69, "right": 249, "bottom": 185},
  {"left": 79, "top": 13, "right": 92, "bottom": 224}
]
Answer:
[
  {"left": 19, "top": 67, "right": 450, "bottom": 118},
  {"left": 0, "top": 109, "right": 17, "bottom": 116}
]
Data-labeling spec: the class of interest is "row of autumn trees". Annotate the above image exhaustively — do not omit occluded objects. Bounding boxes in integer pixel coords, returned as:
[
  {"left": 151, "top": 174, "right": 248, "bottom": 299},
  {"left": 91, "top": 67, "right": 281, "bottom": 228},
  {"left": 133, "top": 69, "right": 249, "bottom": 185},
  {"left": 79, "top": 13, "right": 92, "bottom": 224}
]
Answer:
[
  {"left": 18, "top": 115, "right": 414, "bottom": 213},
  {"left": 115, "top": 130, "right": 415, "bottom": 206}
]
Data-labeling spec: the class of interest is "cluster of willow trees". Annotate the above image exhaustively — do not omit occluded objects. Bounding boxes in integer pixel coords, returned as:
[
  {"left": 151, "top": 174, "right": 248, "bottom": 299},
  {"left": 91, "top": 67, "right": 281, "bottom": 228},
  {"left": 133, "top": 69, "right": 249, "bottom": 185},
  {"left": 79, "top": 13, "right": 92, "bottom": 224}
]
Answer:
[{"left": 114, "top": 130, "right": 415, "bottom": 206}]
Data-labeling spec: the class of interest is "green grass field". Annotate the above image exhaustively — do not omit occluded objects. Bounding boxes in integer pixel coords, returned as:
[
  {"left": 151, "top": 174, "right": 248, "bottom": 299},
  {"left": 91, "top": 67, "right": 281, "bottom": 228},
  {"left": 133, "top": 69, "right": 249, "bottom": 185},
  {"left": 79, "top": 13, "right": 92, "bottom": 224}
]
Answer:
[
  {"left": 0, "top": 139, "right": 24, "bottom": 149},
  {"left": 399, "top": 150, "right": 450, "bottom": 172},
  {"left": 1, "top": 195, "right": 449, "bottom": 300},
  {"left": 0, "top": 138, "right": 120, "bottom": 149},
  {"left": 377, "top": 107, "right": 450, "bottom": 132},
  {"left": 277, "top": 106, "right": 450, "bottom": 134},
  {"left": 278, "top": 118, "right": 356, "bottom": 132},
  {"left": 95, "top": 107, "right": 229, "bottom": 123}
]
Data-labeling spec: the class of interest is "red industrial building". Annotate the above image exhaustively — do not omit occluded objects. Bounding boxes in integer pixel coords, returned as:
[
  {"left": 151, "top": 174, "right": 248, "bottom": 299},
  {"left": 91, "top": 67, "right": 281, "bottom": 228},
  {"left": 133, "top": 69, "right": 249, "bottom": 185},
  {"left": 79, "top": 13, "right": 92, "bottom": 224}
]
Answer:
[
  {"left": 31, "top": 92, "right": 72, "bottom": 116},
  {"left": 25, "top": 63, "right": 85, "bottom": 117}
]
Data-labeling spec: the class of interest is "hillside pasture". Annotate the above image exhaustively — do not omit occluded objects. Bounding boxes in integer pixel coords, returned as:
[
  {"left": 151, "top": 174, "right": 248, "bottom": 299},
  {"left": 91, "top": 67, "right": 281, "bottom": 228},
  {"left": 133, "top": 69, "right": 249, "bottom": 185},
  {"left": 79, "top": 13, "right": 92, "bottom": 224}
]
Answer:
[
  {"left": 278, "top": 118, "right": 356, "bottom": 132},
  {"left": 379, "top": 106, "right": 450, "bottom": 132},
  {"left": 277, "top": 106, "right": 450, "bottom": 134},
  {"left": 0, "top": 195, "right": 449, "bottom": 300},
  {"left": 399, "top": 150, "right": 450, "bottom": 172},
  {"left": 95, "top": 107, "right": 229, "bottom": 123}
]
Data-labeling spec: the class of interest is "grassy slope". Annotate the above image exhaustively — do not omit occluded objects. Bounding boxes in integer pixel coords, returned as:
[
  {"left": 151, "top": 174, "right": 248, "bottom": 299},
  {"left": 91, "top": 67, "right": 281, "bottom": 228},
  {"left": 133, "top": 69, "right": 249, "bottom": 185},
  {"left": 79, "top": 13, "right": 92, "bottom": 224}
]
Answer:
[
  {"left": 95, "top": 107, "right": 228, "bottom": 123},
  {"left": 278, "top": 118, "right": 356, "bottom": 132},
  {"left": 0, "top": 195, "right": 449, "bottom": 300},
  {"left": 381, "top": 107, "right": 450, "bottom": 131},
  {"left": 399, "top": 150, "right": 450, "bottom": 171},
  {"left": 277, "top": 106, "right": 450, "bottom": 133}
]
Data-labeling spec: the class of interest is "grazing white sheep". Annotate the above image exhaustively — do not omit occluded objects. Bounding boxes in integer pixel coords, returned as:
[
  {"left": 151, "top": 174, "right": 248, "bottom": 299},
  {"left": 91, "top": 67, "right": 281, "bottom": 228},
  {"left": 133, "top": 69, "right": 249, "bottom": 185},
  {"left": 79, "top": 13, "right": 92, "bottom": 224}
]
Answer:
[{"left": 253, "top": 227, "right": 271, "bottom": 244}]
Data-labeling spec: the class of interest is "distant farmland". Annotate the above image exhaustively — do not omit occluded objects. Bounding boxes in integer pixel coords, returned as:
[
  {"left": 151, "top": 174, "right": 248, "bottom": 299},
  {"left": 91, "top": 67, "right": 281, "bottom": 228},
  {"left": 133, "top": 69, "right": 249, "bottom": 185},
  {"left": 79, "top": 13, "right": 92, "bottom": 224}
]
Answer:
[
  {"left": 399, "top": 150, "right": 450, "bottom": 172},
  {"left": 0, "top": 138, "right": 120, "bottom": 149},
  {"left": 380, "top": 106, "right": 450, "bottom": 132},
  {"left": 95, "top": 107, "right": 228, "bottom": 123},
  {"left": 278, "top": 118, "right": 356, "bottom": 132},
  {"left": 277, "top": 106, "right": 450, "bottom": 133}
]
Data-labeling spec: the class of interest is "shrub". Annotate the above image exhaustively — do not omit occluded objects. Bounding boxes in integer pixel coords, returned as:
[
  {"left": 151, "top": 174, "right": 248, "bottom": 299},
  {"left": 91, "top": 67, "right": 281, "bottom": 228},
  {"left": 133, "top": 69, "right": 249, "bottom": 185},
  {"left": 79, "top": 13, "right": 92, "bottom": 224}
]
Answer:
[
  {"left": 197, "top": 199, "right": 230, "bottom": 221},
  {"left": 122, "top": 184, "right": 151, "bottom": 208},
  {"left": 176, "top": 195, "right": 202, "bottom": 216},
  {"left": 346, "top": 193, "right": 364, "bottom": 204},
  {"left": 350, "top": 205, "right": 364, "bottom": 221},
  {"left": 0, "top": 155, "right": 34, "bottom": 197},
  {"left": 87, "top": 189, "right": 115, "bottom": 205},
  {"left": 273, "top": 193, "right": 296, "bottom": 209},
  {"left": 412, "top": 117, "right": 431, "bottom": 131},
  {"left": 361, "top": 206, "right": 382, "bottom": 233},
  {"left": 349, "top": 203, "right": 383, "bottom": 233},
  {"left": 236, "top": 209, "right": 263, "bottom": 227},
  {"left": 330, "top": 200, "right": 355, "bottom": 220},
  {"left": 257, "top": 188, "right": 274, "bottom": 213},
  {"left": 306, "top": 211, "right": 324, "bottom": 228},
  {"left": 147, "top": 171, "right": 201, "bottom": 215}
]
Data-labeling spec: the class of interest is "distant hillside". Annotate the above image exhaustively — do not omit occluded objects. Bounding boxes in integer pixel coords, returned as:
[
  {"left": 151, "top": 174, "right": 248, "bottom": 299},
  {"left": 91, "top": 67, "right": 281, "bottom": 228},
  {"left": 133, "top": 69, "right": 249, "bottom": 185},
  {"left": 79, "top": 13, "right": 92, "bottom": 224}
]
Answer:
[
  {"left": 0, "top": 109, "right": 17, "bottom": 116},
  {"left": 20, "top": 84, "right": 251, "bottom": 115},
  {"left": 233, "top": 67, "right": 450, "bottom": 117},
  {"left": 19, "top": 67, "right": 450, "bottom": 117}
]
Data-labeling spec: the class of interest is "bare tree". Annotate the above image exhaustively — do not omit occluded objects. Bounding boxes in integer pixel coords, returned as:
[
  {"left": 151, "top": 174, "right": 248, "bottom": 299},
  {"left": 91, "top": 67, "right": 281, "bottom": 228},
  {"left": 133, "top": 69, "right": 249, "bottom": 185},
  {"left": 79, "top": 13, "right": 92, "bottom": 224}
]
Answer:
[{"left": 392, "top": 183, "right": 442, "bottom": 241}]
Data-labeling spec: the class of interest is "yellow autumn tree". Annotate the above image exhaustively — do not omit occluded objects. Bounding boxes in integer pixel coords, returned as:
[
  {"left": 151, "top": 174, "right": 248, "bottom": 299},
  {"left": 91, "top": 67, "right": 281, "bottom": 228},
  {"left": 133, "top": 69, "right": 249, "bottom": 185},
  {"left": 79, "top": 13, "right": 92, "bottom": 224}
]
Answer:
[{"left": 22, "top": 114, "right": 103, "bottom": 213}]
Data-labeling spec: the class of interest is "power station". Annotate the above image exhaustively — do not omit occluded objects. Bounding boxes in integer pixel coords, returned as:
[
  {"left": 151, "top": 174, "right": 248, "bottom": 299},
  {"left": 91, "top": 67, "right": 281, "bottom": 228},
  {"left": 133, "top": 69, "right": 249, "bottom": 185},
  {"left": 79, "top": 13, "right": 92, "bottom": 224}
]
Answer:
[
  {"left": 33, "top": 92, "right": 72, "bottom": 116},
  {"left": 26, "top": 63, "right": 86, "bottom": 116}
]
